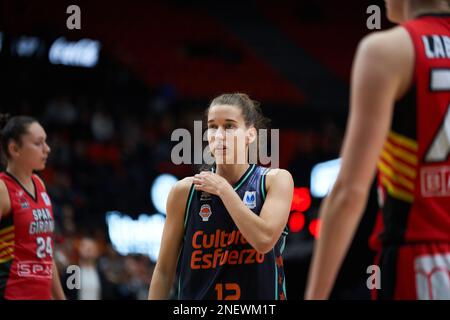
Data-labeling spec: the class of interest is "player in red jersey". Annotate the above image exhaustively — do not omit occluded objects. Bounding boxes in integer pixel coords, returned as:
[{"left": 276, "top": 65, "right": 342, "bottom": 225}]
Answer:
[
  {"left": 306, "top": 0, "right": 450, "bottom": 300},
  {"left": 0, "top": 115, "right": 65, "bottom": 300}
]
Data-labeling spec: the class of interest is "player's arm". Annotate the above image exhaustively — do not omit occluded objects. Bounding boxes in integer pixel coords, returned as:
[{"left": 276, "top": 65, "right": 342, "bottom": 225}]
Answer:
[
  {"left": 52, "top": 260, "right": 66, "bottom": 300},
  {"left": 0, "top": 180, "right": 10, "bottom": 222},
  {"left": 148, "top": 177, "right": 193, "bottom": 300},
  {"left": 194, "top": 169, "right": 294, "bottom": 254},
  {"left": 304, "top": 27, "right": 414, "bottom": 300}
]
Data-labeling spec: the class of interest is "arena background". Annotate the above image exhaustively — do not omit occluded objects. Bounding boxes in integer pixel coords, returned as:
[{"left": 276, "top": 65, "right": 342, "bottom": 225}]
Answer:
[{"left": 0, "top": 0, "right": 391, "bottom": 300}]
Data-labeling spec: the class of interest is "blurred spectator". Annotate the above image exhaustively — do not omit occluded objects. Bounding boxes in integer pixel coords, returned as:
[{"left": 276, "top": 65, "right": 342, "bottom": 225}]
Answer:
[
  {"left": 118, "top": 255, "right": 154, "bottom": 300},
  {"left": 91, "top": 110, "right": 115, "bottom": 142},
  {"left": 64, "top": 236, "right": 119, "bottom": 300},
  {"left": 61, "top": 204, "right": 77, "bottom": 236},
  {"left": 44, "top": 95, "right": 78, "bottom": 126}
]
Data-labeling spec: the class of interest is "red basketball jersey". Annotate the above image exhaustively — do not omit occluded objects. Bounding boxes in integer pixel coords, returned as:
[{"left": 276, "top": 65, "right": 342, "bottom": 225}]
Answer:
[
  {"left": 0, "top": 172, "right": 55, "bottom": 299},
  {"left": 372, "top": 14, "right": 450, "bottom": 246}
]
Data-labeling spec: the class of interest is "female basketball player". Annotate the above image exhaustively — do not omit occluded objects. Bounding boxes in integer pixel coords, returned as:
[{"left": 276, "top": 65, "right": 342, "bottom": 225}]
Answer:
[
  {"left": 0, "top": 115, "right": 66, "bottom": 299},
  {"left": 148, "top": 93, "right": 294, "bottom": 300},
  {"left": 306, "top": 0, "right": 450, "bottom": 299}
]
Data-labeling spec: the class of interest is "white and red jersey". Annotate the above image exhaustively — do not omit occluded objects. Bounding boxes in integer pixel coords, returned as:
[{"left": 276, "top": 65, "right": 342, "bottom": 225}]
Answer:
[{"left": 0, "top": 172, "right": 55, "bottom": 300}]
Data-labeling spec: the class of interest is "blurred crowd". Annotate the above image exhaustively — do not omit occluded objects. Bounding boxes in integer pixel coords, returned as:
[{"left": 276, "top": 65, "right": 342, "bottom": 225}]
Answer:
[
  {"left": 0, "top": 45, "right": 346, "bottom": 297},
  {"left": 33, "top": 92, "right": 188, "bottom": 300},
  {"left": 0, "top": 0, "right": 383, "bottom": 299},
  {"left": 56, "top": 234, "right": 154, "bottom": 300},
  {"left": 13, "top": 91, "right": 344, "bottom": 300}
]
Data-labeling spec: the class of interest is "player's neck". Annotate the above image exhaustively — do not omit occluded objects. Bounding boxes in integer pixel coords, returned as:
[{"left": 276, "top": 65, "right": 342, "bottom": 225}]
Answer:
[
  {"left": 215, "top": 163, "right": 250, "bottom": 186},
  {"left": 6, "top": 163, "right": 33, "bottom": 187},
  {"left": 406, "top": 1, "right": 450, "bottom": 20}
]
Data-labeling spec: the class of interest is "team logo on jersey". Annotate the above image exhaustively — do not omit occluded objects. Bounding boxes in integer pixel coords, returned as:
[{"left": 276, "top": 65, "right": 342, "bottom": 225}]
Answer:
[
  {"left": 41, "top": 192, "right": 51, "bottom": 206},
  {"left": 199, "top": 204, "right": 212, "bottom": 222},
  {"left": 17, "top": 190, "right": 30, "bottom": 209},
  {"left": 243, "top": 191, "right": 256, "bottom": 209}
]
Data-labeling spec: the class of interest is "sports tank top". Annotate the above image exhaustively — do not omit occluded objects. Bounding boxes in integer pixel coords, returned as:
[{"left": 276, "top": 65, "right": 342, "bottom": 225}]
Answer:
[
  {"left": 178, "top": 164, "right": 288, "bottom": 300},
  {"left": 0, "top": 172, "right": 55, "bottom": 299}
]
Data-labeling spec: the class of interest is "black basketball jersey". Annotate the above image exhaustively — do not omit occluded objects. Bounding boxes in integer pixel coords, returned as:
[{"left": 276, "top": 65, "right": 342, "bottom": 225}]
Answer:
[{"left": 177, "top": 164, "right": 288, "bottom": 300}]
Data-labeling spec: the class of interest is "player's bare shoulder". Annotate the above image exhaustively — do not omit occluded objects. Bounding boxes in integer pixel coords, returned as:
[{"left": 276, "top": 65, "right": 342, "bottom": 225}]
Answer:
[
  {"left": 265, "top": 168, "right": 294, "bottom": 192},
  {"left": 174, "top": 176, "right": 194, "bottom": 194},
  {"left": 358, "top": 26, "right": 414, "bottom": 68},
  {"left": 0, "top": 179, "right": 11, "bottom": 219},
  {"left": 166, "top": 176, "right": 194, "bottom": 218},
  {"left": 356, "top": 26, "right": 414, "bottom": 97}
]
